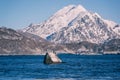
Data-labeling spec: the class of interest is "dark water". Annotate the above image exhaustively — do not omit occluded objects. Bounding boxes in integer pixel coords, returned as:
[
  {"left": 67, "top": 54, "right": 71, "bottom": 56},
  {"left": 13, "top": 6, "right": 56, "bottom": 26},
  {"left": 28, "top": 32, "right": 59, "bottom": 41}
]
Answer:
[{"left": 0, "top": 54, "right": 120, "bottom": 80}]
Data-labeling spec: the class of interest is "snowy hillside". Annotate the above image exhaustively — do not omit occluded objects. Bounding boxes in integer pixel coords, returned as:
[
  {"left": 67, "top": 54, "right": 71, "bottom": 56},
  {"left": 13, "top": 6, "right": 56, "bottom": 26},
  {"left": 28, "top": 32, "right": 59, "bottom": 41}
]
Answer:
[{"left": 22, "top": 5, "right": 120, "bottom": 44}]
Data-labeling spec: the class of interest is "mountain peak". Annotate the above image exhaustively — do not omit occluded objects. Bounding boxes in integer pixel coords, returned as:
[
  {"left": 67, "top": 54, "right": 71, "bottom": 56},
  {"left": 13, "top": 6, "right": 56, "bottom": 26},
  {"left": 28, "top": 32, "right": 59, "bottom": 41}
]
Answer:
[
  {"left": 54, "top": 4, "right": 87, "bottom": 16},
  {"left": 22, "top": 4, "right": 120, "bottom": 43},
  {"left": 76, "top": 5, "right": 86, "bottom": 12},
  {"left": 65, "top": 4, "right": 87, "bottom": 12}
]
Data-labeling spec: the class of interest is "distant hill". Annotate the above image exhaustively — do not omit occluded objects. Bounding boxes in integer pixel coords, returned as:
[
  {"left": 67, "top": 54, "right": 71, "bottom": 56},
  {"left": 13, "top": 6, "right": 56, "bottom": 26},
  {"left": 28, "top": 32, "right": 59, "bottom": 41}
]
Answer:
[
  {"left": 0, "top": 27, "right": 41, "bottom": 55},
  {"left": 0, "top": 27, "right": 70, "bottom": 55}
]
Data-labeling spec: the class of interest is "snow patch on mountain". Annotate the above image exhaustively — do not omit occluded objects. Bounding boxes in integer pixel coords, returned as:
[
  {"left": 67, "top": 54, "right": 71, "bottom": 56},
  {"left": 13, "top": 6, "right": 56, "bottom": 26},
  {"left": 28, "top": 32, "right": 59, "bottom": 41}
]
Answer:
[
  {"left": 22, "top": 4, "right": 120, "bottom": 44},
  {"left": 22, "top": 5, "right": 88, "bottom": 38},
  {"left": 104, "top": 20, "right": 120, "bottom": 35}
]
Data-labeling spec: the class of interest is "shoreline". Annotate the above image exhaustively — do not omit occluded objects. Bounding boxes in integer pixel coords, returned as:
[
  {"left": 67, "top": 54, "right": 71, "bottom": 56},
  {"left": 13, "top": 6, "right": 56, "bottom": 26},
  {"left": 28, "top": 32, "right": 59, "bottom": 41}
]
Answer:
[{"left": 0, "top": 52, "right": 120, "bottom": 56}]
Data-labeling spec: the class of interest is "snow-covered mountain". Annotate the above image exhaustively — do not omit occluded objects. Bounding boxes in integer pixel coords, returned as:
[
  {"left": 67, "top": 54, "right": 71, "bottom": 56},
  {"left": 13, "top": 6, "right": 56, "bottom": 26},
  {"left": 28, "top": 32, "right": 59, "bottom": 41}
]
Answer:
[
  {"left": 22, "top": 5, "right": 120, "bottom": 44},
  {"left": 0, "top": 27, "right": 71, "bottom": 54}
]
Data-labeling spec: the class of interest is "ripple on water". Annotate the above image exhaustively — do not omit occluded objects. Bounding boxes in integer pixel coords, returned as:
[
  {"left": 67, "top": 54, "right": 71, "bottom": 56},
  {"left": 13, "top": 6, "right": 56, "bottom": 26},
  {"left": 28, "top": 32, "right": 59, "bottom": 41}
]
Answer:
[{"left": 0, "top": 54, "right": 120, "bottom": 80}]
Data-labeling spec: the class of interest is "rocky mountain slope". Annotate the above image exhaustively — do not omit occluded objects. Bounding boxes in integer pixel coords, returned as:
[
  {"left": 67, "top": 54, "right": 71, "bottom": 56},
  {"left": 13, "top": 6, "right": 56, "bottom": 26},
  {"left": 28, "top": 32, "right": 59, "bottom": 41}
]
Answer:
[
  {"left": 0, "top": 27, "right": 41, "bottom": 54},
  {"left": 0, "top": 27, "right": 71, "bottom": 55},
  {"left": 22, "top": 5, "right": 120, "bottom": 44},
  {"left": 102, "top": 39, "right": 120, "bottom": 53},
  {"left": 0, "top": 27, "right": 119, "bottom": 55},
  {"left": 64, "top": 39, "right": 120, "bottom": 54}
]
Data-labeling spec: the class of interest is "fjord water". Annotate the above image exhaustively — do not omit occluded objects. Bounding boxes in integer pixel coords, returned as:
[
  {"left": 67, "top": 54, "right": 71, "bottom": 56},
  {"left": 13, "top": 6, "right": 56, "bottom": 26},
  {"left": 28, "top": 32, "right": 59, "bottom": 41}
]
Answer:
[{"left": 0, "top": 54, "right": 120, "bottom": 80}]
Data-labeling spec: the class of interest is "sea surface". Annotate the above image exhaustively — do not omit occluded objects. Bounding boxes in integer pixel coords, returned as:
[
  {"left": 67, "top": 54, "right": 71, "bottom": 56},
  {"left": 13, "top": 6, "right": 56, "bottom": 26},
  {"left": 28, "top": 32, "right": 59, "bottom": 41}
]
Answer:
[{"left": 0, "top": 54, "right": 120, "bottom": 80}]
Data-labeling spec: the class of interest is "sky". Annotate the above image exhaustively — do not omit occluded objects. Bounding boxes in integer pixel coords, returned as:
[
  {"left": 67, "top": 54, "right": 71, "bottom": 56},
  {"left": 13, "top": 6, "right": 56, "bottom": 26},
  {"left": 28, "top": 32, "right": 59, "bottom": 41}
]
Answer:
[{"left": 0, "top": 0, "right": 120, "bottom": 29}]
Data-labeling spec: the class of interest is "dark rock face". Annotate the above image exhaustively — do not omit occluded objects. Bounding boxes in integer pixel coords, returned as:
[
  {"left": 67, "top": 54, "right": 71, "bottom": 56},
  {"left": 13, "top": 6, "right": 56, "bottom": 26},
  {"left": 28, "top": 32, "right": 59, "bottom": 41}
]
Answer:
[
  {"left": 63, "top": 39, "right": 120, "bottom": 54},
  {"left": 43, "top": 52, "right": 62, "bottom": 64},
  {"left": 103, "top": 39, "right": 120, "bottom": 52},
  {"left": 64, "top": 41, "right": 99, "bottom": 53},
  {"left": 44, "top": 53, "right": 53, "bottom": 64}
]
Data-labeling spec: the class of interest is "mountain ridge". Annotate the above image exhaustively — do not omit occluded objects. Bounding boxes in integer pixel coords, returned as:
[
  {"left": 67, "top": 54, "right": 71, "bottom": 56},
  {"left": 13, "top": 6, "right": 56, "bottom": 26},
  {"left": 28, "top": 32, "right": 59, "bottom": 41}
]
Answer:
[
  {"left": 0, "top": 27, "right": 119, "bottom": 55},
  {"left": 0, "top": 27, "right": 72, "bottom": 54},
  {"left": 22, "top": 4, "right": 120, "bottom": 44}
]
